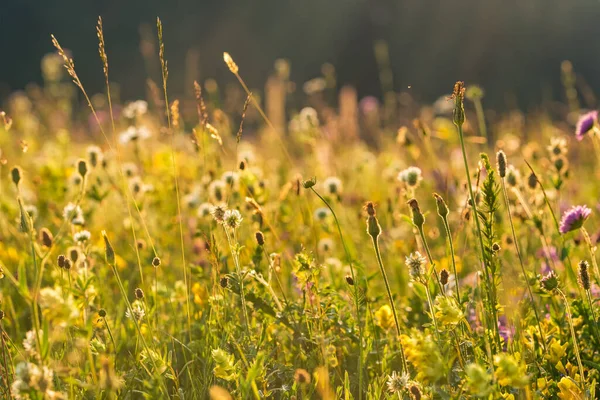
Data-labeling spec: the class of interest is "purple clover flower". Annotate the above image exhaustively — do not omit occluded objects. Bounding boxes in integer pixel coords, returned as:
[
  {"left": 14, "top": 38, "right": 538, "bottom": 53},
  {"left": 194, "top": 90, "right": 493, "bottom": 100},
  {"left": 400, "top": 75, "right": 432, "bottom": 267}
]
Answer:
[
  {"left": 575, "top": 110, "right": 598, "bottom": 141},
  {"left": 559, "top": 205, "right": 592, "bottom": 234}
]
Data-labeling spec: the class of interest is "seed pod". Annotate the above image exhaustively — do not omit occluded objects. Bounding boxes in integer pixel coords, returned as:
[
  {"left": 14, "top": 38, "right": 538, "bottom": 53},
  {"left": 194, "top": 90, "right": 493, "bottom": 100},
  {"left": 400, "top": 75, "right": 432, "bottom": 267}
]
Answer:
[
  {"left": 77, "top": 159, "right": 88, "bottom": 178},
  {"left": 433, "top": 193, "right": 449, "bottom": 217},
  {"left": 578, "top": 260, "right": 591, "bottom": 290},
  {"left": 10, "top": 166, "right": 21, "bottom": 187},
  {"left": 407, "top": 198, "right": 425, "bottom": 229},
  {"left": 40, "top": 228, "right": 53, "bottom": 248},
  {"left": 345, "top": 274, "right": 354, "bottom": 285},
  {"left": 63, "top": 258, "right": 72, "bottom": 270},
  {"left": 255, "top": 231, "right": 265, "bottom": 246},
  {"left": 527, "top": 172, "right": 537, "bottom": 190},
  {"left": 57, "top": 254, "right": 66, "bottom": 268},
  {"left": 440, "top": 269, "right": 449, "bottom": 285},
  {"left": 134, "top": 288, "right": 144, "bottom": 299},
  {"left": 152, "top": 256, "right": 161, "bottom": 267},
  {"left": 302, "top": 177, "right": 317, "bottom": 189},
  {"left": 492, "top": 243, "right": 501, "bottom": 253},
  {"left": 98, "top": 309, "right": 107, "bottom": 318},
  {"left": 496, "top": 150, "right": 507, "bottom": 178},
  {"left": 102, "top": 230, "right": 115, "bottom": 265},
  {"left": 220, "top": 276, "right": 228, "bottom": 288}
]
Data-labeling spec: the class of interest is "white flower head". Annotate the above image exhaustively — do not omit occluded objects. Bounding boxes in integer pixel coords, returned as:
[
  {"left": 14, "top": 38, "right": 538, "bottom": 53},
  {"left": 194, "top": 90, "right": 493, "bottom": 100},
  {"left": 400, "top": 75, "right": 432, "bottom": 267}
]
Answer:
[
  {"left": 197, "top": 202, "right": 214, "bottom": 218},
  {"left": 323, "top": 176, "right": 343, "bottom": 196},
  {"left": 119, "top": 126, "right": 151, "bottom": 145},
  {"left": 125, "top": 300, "right": 145, "bottom": 321},
  {"left": 122, "top": 100, "right": 148, "bottom": 119},
  {"left": 318, "top": 238, "right": 335, "bottom": 254},
  {"left": 387, "top": 371, "right": 410, "bottom": 393},
  {"left": 405, "top": 251, "right": 427, "bottom": 280},
  {"left": 314, "top": 207, "right": 332, "bottom": 221},
  {"left": 223, "top": 209, "right": 243, "bottom": 230},
  {"left": 73, "top": 230, "right": 91, "bottom": 243},
  {"left": 209, "top": 180, "right": 227, "bottom": 203},
  {"left": 398, "top": 166, "right": 423, "bottom": 188},
  {"left": 63, "top": 203, "right": 84, "bottom": 225}
]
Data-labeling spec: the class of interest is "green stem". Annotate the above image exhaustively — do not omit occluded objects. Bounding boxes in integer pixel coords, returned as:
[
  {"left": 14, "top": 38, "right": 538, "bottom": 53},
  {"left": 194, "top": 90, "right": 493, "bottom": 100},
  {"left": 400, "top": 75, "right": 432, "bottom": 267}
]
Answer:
[
  {"left": 371, "top": 236, "right": 408, "bottom": 372},
  {"left": 582, "top": 228, "right": 600, "bottom": 285},
  {"left": 441, "top": 217, "right": 461, "bottom": 303},
  {"left": 224, "top": 228, "right": 251, "bottom": 337},
  {"left": 309, "top": 187, "right": 365, "bottom": 397},
  {"left": 500, "top": 179, "right": 547, "bottom": 352},
  {"left": 557, "top": 289, "right": 586, "bottom": 388}
]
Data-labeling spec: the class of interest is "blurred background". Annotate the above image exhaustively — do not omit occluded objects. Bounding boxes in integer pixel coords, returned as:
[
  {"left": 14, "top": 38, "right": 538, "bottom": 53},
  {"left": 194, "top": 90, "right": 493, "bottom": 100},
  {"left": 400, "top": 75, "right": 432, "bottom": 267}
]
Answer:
[{"left": 1, "top": 0, "right": 599, "bottom": 110}]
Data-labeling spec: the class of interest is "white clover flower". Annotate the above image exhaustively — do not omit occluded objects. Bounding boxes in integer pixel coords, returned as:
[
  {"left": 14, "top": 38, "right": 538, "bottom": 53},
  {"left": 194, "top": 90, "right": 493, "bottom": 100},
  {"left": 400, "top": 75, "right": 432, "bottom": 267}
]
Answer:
[
  {"left": 387, "top": 371, "right": 410, "bottom": 393},
  {"left": 223, "top": 209, "right": 243, "bottom": 229},
  {"left": 323, "top": 176, "right": 343, "bottom": 196},
  {"left": 86, "top": 145, "right": 104, "bottom": 168},
  {"left": 125, "top": 300, "right": 145, "bottom": 321},
  {"left": 318, "top": 238, "right": 335, "bottom": 254},
  {"left": 398, "top": 166, "right": 423, "bottom": 188},
  {"left": 221, "top": 171, "right": 240, "bottom": 190},
  {"left": 73, "top": 230, "right": 91, "bottom": 243},
  {"left": 405, "top": 251, "right": 427, "bottom": 280},
  {"left": 122, "top": 100, "right": 148, "bottom": 119},
  {"left": 63, "top": 203, "right": 84, "bottom": 225},
  {"left": 119, "top": 126, "right": 151, "bottom": 144},
  {"left": 197, "top": 202, "right": 213, "bottom": 218},
  {"left": 23, "top": 329, "right": 43, "bottom": 356},
  {"left": 314, "top": 207, "right": 332, "bottom": 221},
  {"left": 208, "top": 180, "right": 227, "bottom": 203}
]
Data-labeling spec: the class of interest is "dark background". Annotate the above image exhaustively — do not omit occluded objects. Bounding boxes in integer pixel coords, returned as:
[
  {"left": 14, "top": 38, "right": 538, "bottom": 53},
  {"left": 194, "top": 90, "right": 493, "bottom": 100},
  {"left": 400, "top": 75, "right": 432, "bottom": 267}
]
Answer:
[{"left": 1, "top": 0, "right": 599, "bottom": 109}]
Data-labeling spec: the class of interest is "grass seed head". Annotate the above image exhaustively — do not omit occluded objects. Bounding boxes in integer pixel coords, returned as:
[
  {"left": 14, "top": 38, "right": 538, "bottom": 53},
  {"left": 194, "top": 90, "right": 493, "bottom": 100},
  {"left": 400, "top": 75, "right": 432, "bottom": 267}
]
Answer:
[
  {"left": 496, "top": 150, "right": 507, "bottom": 178},
  {"left": 578, "top": 260, "right": 591, "bottom": 290}
]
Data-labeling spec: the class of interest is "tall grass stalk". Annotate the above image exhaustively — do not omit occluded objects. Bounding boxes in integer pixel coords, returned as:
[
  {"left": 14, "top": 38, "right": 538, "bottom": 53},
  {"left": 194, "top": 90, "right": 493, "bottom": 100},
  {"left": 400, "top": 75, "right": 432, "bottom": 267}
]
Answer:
[{"left": 308, "top": 185, "right": 365, "bottom": 397}]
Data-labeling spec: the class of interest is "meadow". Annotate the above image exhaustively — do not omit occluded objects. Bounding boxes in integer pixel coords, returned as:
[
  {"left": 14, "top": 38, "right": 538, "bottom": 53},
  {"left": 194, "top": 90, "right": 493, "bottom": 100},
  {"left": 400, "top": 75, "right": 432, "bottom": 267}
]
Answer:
[{"left": 1, "top": 18, "right": 600, "bottom": 399}]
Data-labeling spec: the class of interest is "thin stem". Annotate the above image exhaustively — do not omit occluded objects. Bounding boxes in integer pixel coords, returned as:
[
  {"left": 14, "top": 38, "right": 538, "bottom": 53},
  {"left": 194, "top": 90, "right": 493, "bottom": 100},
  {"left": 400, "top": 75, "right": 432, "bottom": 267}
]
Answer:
[
  {"left": 371, "top": 236, "right": 408, "bottom": 372},
  {"left": 582, "top": 228, "right": 600, "bottom": 285},
  {"left": 500, "top": 179, "right": 547, "bottom": 352},
  {"left": 224, "top": 228, "right": 251, "bottom": 337},
  {"left": 441, "top": 218, "right": 461, "bottom": 303},
  {"left": 557, "top": 289, "right": 586, "bottom": 388},
  {"left": 308, "top": 187, "right": 365, "bottom": 397}
]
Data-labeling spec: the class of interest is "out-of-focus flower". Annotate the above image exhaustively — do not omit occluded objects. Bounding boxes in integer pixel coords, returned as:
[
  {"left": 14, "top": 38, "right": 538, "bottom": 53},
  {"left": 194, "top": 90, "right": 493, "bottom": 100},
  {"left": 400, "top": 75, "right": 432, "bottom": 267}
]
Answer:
[{"left": 575, "top": 110, "right": 597, "bottom": 141}]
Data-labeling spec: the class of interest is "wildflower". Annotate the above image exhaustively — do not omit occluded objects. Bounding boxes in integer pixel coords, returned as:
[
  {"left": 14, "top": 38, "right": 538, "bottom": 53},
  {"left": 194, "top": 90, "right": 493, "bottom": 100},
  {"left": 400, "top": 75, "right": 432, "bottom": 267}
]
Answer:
[
  {"left": 374, "top": 305, "right": 394, "bottom": 330},
  {"left": 118, "top": 125, "right": 151, "bottom": 144},
  {"left": 122, "top": 100, "right": 148, "bottom": 118},
  {"left": 314, "top": 207, "right": 332, "bottom": 221},
  {"left": 578, "top": 260, "right": 591, "bottom": 290},
  {"left": 493, "top": 353, "right": 528, "bottom": 388},
  {"left": 152, "top": 257, "right": 161, "bottom": 267},
  {"left": 63, "top": 203, "right": 84, "bottom": 225},
  {"left": 23, "top": 329, "right": 42, "bottom": 356},
  {"left": 505, "top": 165, "right": 520, "bottom": 187},
  {"left": 220, "top": 276, "right": 229, "bottom": 288},
  {"left": 303, "top": 177, "right": 317, "bottom": 189},
  {"left": 98, "top": 309, "right": 107, "bottom": 318},
  {"left": 294, "top": 368, "right": 311, "bottom": 384},
  {"left": 559, "top": 205, "right": 591, "bottom": 234},
  {"left": 433, "top": 193, "right": 449, "bottom": 217},
  {"left": 398, "top": 166, "right": 423, "bottom": 188},
  {"left": 86, "top": 145, "right": 103, "bottom": 168},
  {"left": 212, "top": 348, "right": 237, "bottom": 381},
  {"left": 434, "top": 295, "right": 463, "bottom": 328},
  {"left": 323, "top": 176, "right": 343, "bottom": 195},
  {"left": 406, "top": 252, "right": 427, "bottom": 281},
  {"left": 223, "top": 209, "right": 243, "bottom": 229},
  {"left": 209, "top": 180, "right": 227, "bottom": 202},
  {"left": 73, "top": 230, "right": 91, "bottom": 243},
  {"left": 386, "top": 371, "right": 410, "bottom": 393},
  {"left": 452, "top": 81, "right": 466, "bottom": 127},
  {"left": 11, "top": 362, "right": 62, "bottom": 400},
  {"left": 557, "top": 376, "right": 584, "bottom": 399},
  {"left": 122, "top": 162, "right": 138, "bottom": 177},
  {"left": 134, "top": 288, "right": 144, "bottom": 299},
  {"left": 540, "top": 270, "right": 559, "bottom": 292},
  {"left": 575, "top": 110, "right": 597, "bottom": 141},
  {"left": 402, "top": 329, "right": 446, "bottom": 383},
  {"left": 318, "top": 238, "right": 334, "bottom": 254},
  {"left": 465, "top": 363, "right": 492, "bottom": 397},
  {"left": 407, "top": 198, "right": 425, "bottom": 229},
  {"left": 125, "top": 300, "right": 145, "bottom": 321},
  {"left": 197, "top": 202, "right": 214, "bottom": 218},
  {"left": 548, "top": 137, "right": 568, "bottom": 157},
  {"left": 221, "top": 171, "right": 240, "bottom": 190},
  {"left": 210, "top": 204, "right": 227, "bottom": 223}
]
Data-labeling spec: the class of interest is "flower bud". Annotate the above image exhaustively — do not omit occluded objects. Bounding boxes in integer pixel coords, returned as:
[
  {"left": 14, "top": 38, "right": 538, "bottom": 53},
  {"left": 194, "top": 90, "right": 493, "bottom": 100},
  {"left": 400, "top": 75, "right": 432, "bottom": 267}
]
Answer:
[
  {"left": 77, "top": 159, "right": 88, "bottom": 178},
  {"left": 433, "top": 193, "right": 449, "bottom": 217},
  {"left": 255, "top": 231, "right": 265, "bottom": 246},
  {"left": 407, "top": 198, "right": 425, "bottom": 229},
  {"left": 10, "top": 166, "right": 21, "bottom": 187},
  {"left": 496, "top": 150, "right": 507, "bottom": 178},
  {"left": 345, "top": 274, "right": 354, "bottom": 285},
  {"left": 452, "top": 81, "right": 466, "bottom": 127},
  {"left": 102, "top": 230, "right": 116, "bottom": 265},
  {"left": 440, "top": 269, "right": 449, "bottom": 285}
]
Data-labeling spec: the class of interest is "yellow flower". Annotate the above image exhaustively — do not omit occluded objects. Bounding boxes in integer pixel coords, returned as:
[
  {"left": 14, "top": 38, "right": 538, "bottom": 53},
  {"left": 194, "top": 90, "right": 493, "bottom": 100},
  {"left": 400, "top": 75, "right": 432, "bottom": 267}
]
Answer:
[
  {"left": 433, "top": 295, "right": 463, "bottom": 328},
  {"left": 192, "top": 282, "right": 208, "bottom": 306},
  {"left": 557, "top": 377, "right": 584, "bottom": 400},
  {"left": 544, "top": 338, "right": 567, "bottom": 364},
  {"left": 402, "top": 330, "right": 446, "bottom": 383},
  {"left": 493, "top": 353, "right": 528, "bottom": 388},
  {"left": 375, "top": 305, "right": 394, "bottom": 330}
]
